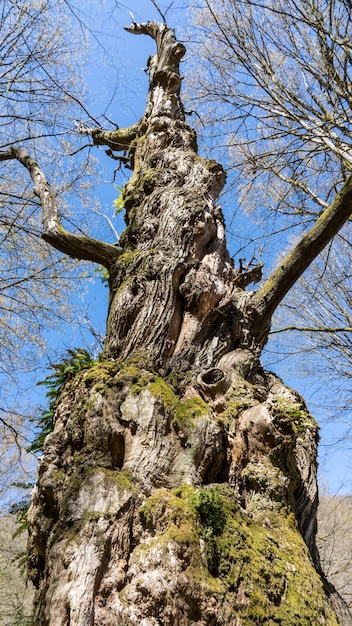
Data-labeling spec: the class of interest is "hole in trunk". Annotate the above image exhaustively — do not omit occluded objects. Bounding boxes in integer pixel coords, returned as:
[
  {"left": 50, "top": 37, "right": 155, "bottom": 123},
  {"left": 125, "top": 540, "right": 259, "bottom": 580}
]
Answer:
[
  {"left": 109, "top": 432, "right": 125, "bottom": 469},
  {"left": 202, "top": 450, "right": 229, "bottom": 485},
  {"left": 197, "top": 368, "right": 229, "bottom": 398},
  {"left": 201, "top": 368, "right": 225, "bottom": 385}
]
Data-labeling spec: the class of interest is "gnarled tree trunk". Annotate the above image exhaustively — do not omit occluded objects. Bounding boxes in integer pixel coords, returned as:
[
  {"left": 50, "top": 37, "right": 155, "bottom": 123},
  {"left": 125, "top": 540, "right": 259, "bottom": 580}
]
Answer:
[{"left": 25, "top": 21, "right": 351, "bottom": 626}]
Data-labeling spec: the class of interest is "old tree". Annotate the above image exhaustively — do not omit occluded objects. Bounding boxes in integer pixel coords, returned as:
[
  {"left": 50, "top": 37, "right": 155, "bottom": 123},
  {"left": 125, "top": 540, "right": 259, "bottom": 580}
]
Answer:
[{"left": 3, "top": 17, "right": 352, "bottom": 626}]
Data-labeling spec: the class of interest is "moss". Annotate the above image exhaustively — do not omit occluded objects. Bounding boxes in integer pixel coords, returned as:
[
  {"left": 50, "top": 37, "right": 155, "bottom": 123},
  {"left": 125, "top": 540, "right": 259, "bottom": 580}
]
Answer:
[
  {"left": 134, "top": 483, "right": 337, "bottom": 624},
  {"left": 79, "top": 363, "right": 210, "bottom": 434},
  {"left": 273, "top": 397, "right": 318, "bottom": 436},
  {"left": 139, "top": 486, "right": 196, "bottom": 530},
  {"left": 81, "top": 360, "right": 117, "bottom": 386},
  {"left": 127, "top": 373, "right": 151, "bottom": 394},
  {"left": 241, "top": 461, "right": 290, "bottom": 514},
  {"left": 91, "top": 124, "right": 139, "bottom": 150},
  {"left": 167, "top": 369, "right": 195, "bottom": 389},
  {"left": 174, "top": 397, "right": 210, "bottom": 426},
  {"left": 100, "top": 467, "right": 137, "bottom": 493},
  {"left": 147, "top": 377, "right": 178, "bottom": 410},
  {"left": 209, "top": 487, "right": 337, "bottom": 625},
  {"left": 129, "top": 133, "right": 147, "bottom": 153},
  {"left": 93, "top": 383, "right": 107, "bottom": 392},
  {"left": 184, "top": 564, "right": 223, "bottom": 593},
  {"left": 105, "top": 359, "right": 152, "bottom": 392},
  {"left": 136, "top": 487, "right": 226, "bottom": 594},
  {"left": 147, "top": 376, "right": 210, "bottom": 427},
  {"left": 222, "top": 378, "right": 258, "bottom": 421},
  {"left": 123, "top": 168, "right": 161, "bottom": 210},
  {"left": 111, "top": 276, "right": 133, "bottom": 299},
  {"left": 222, "top": 400, "right": 248, "bottom": 424},
  {"left": 83, "top": 511, "right": 102, "bottom": 523},
  {"left": 52, "top": 469, "right": 65, "bottom": 483},
  {"left": 110, "top": 248, "right": 159, "bottom": 285},
  {"left": 136, "top": 490, "right": 201, "bottom": 579},
  {"left": 114, "top": 249, "right": 145, "bottom": 270}
]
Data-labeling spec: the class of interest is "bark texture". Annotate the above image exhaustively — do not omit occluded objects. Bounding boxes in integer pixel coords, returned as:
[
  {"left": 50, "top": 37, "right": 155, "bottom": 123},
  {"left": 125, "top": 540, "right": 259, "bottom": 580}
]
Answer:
[{"left": 26, "top": 21, "right": 351, "bottom": 626}]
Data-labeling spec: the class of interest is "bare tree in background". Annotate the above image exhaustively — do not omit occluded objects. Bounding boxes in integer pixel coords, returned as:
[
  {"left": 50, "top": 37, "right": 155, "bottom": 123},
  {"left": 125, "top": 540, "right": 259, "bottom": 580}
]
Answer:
[
  {"left": 190, "top": 0, "right": 352, "bottom": 218},
  {"left": 0, "top": 515, "right": 34, "bottom": 626},
  {"left": 318, "top": 493, "right": 352, "bottom": 609},
  {"left": 270, "top": 232, "right": 352, "bottom": 425}
]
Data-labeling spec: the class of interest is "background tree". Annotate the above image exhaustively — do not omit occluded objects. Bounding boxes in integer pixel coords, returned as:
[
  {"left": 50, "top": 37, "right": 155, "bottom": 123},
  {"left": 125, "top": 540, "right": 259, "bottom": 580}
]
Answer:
[
  {"left": 190, "top": 0, "right": 352, "bottom": 217},
  {"left": 0, "top": 515, "right": 34, "bottom": 626},
  {"left": 317, "top": 492, "right": 352, "bottom": 609},
  {"left": 268, "top": 232, "right": 352, "bottom": 475}
]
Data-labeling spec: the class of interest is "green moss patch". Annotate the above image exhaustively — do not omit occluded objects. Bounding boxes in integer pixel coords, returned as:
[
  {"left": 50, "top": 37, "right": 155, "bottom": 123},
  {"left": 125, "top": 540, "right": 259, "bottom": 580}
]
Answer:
[
  {"left": 272, "top": 397, "right": 318, "bottom": 436},
  {"left": 147, "top": 377, "right": 179, "bottom": 410},
  {"left": 135, "top": 484, "right": 337, "bottom": 625},
  {"left": 174, "top": 397, "right": 210, "bottom": 426},
  {"left": 223, "top": 378, "right": 258, "bottom": 422}
]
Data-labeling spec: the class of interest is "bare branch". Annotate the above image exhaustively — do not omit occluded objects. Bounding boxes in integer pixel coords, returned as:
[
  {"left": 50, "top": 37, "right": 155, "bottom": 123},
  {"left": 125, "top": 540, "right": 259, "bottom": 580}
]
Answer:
[
  {"left": 0, "top": 148, "right": 121, "bottom": 269},
  {"left": 270, "top": 326, "right": 352, "bottom": 335},
  {"left": 150, "top": 0, "right": 167, "bottom": 24},
  {"left": 191, "top": 0, "right": 352, "bottom": 221},
  {"left": 253, "top": 175, "right": 352, "bottom": 328},
  {"left": 77, "top": 121, "right": 139, "bottom": 153}
]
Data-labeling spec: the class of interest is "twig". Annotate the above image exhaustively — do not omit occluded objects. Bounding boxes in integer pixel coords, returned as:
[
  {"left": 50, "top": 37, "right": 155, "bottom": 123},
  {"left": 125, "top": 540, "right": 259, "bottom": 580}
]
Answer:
[
  {"left": 270, "top": 326, "right": 352, "bottom": 334},
  {"left": 150, "top": 0, "right": 168, "bottom": 23}
]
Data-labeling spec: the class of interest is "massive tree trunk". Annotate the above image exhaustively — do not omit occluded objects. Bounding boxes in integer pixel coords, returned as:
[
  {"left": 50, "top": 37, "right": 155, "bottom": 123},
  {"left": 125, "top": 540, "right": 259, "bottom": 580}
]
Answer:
[{"left": 24, "top": 21, "right": 352, "bottom": 626}]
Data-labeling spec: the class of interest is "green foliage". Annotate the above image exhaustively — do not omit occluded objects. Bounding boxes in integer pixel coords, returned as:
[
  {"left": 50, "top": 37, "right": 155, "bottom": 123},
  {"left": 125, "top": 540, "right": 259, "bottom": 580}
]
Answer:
[
  {"left": 5, "top": 483, "right": 34, "bottom": 585},
  {"left": 113, "top": 184, "right": 125, "bottom": 214},
  {"left": 192, "top": 487, "right": 226, "bottom": 540},
  {"left": 28, "top": 349, "right": 93, "bottom": 454},
  {"left": 94, "top": 266, "right": 110, "bottom": 285}
]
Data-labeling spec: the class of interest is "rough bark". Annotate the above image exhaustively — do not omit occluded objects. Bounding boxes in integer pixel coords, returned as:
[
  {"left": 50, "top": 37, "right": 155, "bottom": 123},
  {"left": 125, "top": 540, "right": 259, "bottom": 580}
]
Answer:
[
  {"left": 28, "top": 358, "right": 342, "bottom": 626},
  {"left": 25, "top": 21, "right": 352, "bottom": 626}
]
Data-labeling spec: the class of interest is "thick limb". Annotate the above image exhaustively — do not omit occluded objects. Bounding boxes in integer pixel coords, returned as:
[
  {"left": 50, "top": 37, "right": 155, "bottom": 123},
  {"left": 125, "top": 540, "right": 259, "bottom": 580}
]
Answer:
[
  {"left": 253, "top": 175, "right": 352, "bottom": 336},
  {"left": 77, "top": 122, "right": 140, "bottom": 153}
]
